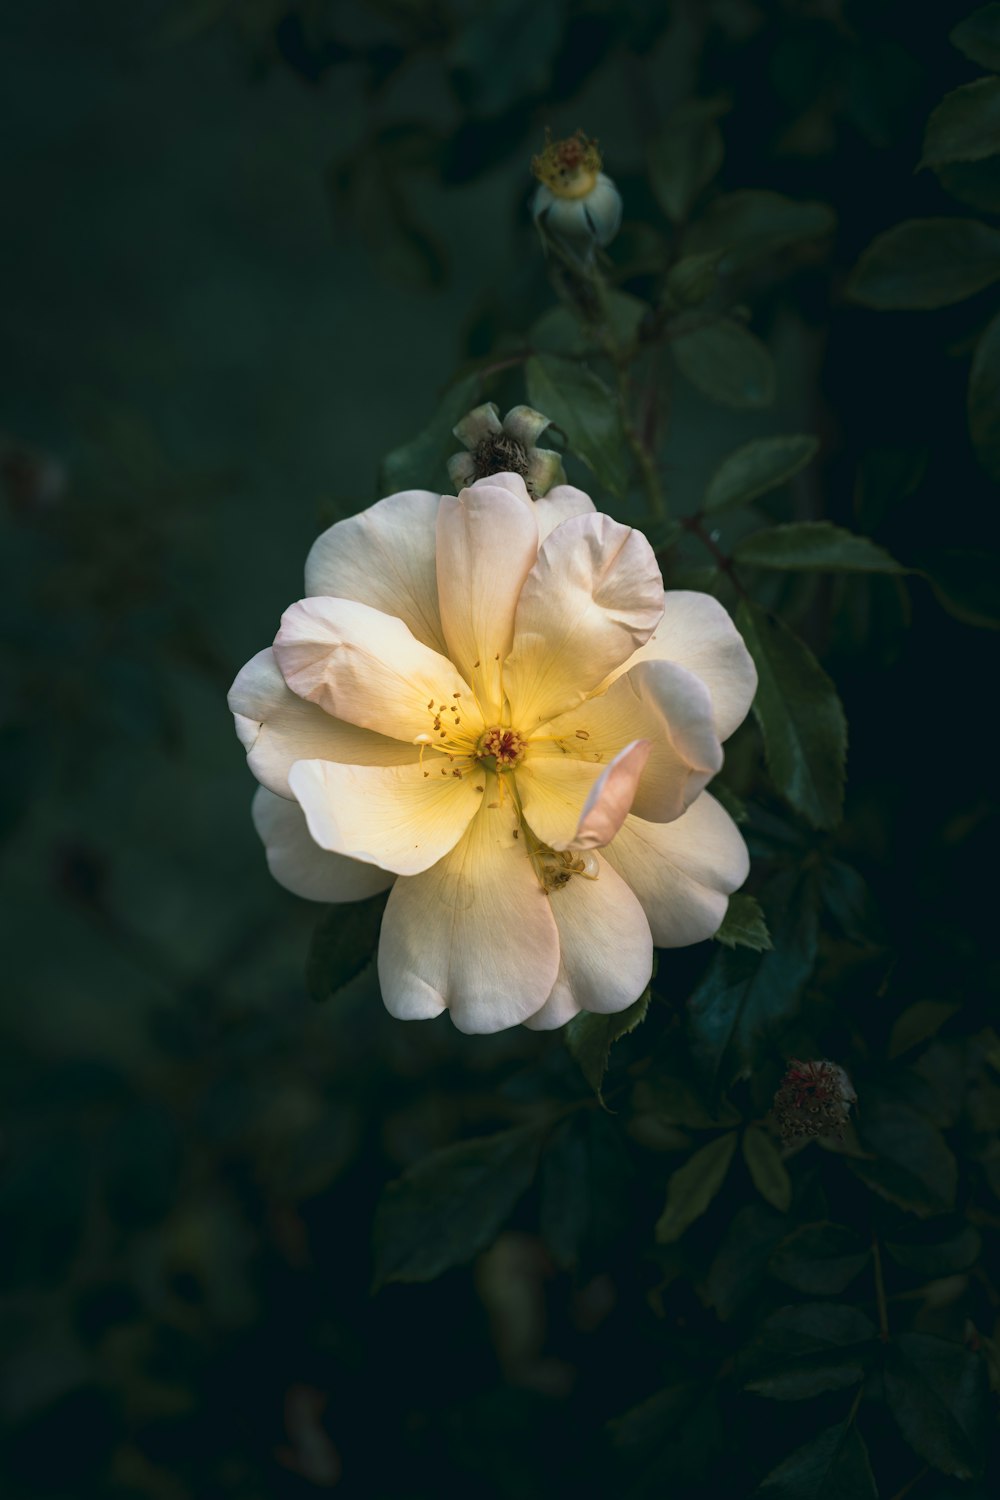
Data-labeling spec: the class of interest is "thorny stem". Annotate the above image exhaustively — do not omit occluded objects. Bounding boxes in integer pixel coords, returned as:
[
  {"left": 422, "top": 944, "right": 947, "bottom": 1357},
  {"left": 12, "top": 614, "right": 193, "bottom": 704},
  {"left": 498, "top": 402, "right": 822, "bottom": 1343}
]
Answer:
[
  {"left": 678, "top": 513, "right": 749, "bottom": 596},
  {"left": 871, "top": 1232, "right": 890, "bottom": 1341}
]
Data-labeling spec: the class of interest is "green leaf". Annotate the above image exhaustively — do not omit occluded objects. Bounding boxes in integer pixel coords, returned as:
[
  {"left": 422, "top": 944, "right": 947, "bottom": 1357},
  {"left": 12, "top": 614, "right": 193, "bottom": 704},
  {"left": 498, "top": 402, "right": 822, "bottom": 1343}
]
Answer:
[
  {"left": 847, "top": 218, "right": 1000, "bottom": 310},
  {"left": 704, "top": 435, "right": 819, "bottom": 515},
  {"left": 539, "top": 1111, "right": 632, "bottom": 1271},
  {"left": 372, "top": 1125, "right": 542, "bottom": 1287},
  {"left": 688, "top": 870, "right": 820, "bottom": 1087},
  {"left": 305, "top": 893, "right": 387, "bottom": 1002},
  {"left": 566, "top": 989, "right": 650, "bottom": 1103},
  {"left": 769, "top": 1222, "right": 871, "bottom": 1295},
  {"left": 379, "top": 372, "right": 481, "bottom": 493},
  {"left": 969, "top": 310, "right": 1000, "bottom": 481},
  {"left": 885, "top": 1333, "right": 989, "bottom": 1478},
  {"left": 665, "top": 249, "right": 723, "bottom": 309},
  {"left": 921, "top": 77, "right": 1000, "bottom": 168},
  {"left": 742, "top": 1126, "right": 791, "bottom": 1212},
  {"left": 671, "top": 319, "right": 775, "bottom": 409},
  {"left": 889, "top": 1001, "right": 961, "bottom": 1059},
  {"left": 704, "top": 1203, "right": 789, "bottom": 1320},
  {"left": 715, "top": 892, "right": 773, "bottom": 951},
  {"left": 609, "top": 1381, "right": 722, "bottom": 1487},
  {"left": 922, "top": 548, "right": 1000, "bottom": 628},
  {"left": 951, "top": 5, "right": 1000, "bottom": 72},
  {"left": 736, "top": 600, "right": 847, "bottom": 829},
  {"left": 734, "top": 521, "right": 905, "bottom": 573},
  {"left": 755, "top": 1420, "right": 878, "bottom": 1498},
  {"left": 654, "top": 1131, "right": 738, "bottom": 1243},
  {"left": 885, "top": 1222, "right": 982, "bottom": 1277},
  {"left": 649, "top": 99, "right": 726, "bottom": 224},
  {"left": 741, "top": 1303, "right": 877, "bottom": 1400},
  {"left": 632, "top": 1066, "right": 742, "bottom": 1130},
  {"left": 686, "top": 190, "right": 836, "bottom": 273},
  {"left": 816, "top": 857, "right": 878, "bottom": 943},
  {"left": 934, "top": 155, "right": 1000, "bottom": 212},
  {"left": 525, "top": 353, "right": 628, "bottom": 497},
  {"left": 849, "top": 1092, "right": 958, "bottom": 1216}
]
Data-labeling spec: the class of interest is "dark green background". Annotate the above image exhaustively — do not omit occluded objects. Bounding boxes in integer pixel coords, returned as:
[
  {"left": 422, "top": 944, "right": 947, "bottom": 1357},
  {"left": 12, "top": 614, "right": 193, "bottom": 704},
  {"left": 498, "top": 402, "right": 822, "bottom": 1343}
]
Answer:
[{"left": 1, "top": 2, "right": 996, "bottom": 1497}]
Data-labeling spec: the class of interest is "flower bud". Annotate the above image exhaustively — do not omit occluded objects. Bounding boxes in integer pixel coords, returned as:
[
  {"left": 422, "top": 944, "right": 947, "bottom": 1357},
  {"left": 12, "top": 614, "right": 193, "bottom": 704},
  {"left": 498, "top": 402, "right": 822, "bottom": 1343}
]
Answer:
[
  {"left": 447, "top": 402, "right": 566, "bottom": 497},
  {"left": 772, "top": 1059, "right": 857, "bottom": 1144},
  {"left": 531, "top": 130, "right": 622, "bottom": 264}
]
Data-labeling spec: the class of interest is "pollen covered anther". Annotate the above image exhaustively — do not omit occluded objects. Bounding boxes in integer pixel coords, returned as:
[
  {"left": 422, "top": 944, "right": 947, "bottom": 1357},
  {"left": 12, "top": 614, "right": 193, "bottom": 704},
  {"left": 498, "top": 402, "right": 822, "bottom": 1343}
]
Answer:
[{"left": 477, "top": 725, "right": 527, "bottom": 769}]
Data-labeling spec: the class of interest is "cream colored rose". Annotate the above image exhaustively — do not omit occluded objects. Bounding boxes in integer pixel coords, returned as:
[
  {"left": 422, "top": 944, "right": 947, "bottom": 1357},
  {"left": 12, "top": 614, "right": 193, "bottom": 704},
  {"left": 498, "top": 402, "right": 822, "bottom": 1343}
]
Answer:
[{"left": 229, "top": 474, "right": 756, "bottom": 1034}]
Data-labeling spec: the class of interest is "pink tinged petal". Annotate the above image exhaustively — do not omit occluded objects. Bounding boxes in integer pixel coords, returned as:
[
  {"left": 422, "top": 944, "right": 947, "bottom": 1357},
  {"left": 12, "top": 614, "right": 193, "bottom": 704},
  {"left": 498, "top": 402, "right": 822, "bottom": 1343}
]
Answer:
[
  {"left": 521, "top": 980, "right": 581, "bottom": 1031},
  {"left": 304, "top": 490, "right": 445, "bottom": 654},
  {"left": 610, "top": 590, "right": 757, "bottom": 742},
  {"left": 540, "top": 854, "right": 653, "bottom": 1020},
  {"left": 516, "top": 739, "right": 651, "bottom": 852},
  {"left": 288, "top": 759, "right": 484, "bottom": 878},
  {"left": 603, "top": 792, "right": 750, "bottom": 948},
  {"left": 504, "top": 513, "right": 665, "bottom": 727},
  {"left": 377, "top": 799, "right": 561, "bottom": 1033},
  {"left": 534, "top": 482, "right": 596, "bottom": 542},
  {"left": 538, "top": 659, "right": 724, "bottom": 824},
  {"left": 228, "top": 648, "right": 417, "bottom": 798},
  {"left": 436, "top": 478, "right": 539, "bottom": 715},
  {"left": 251, "top": 786, "right": 394, "bottom": 903},
  {"left": 274, "top": 597, "right": 478, "bottom": 743}
]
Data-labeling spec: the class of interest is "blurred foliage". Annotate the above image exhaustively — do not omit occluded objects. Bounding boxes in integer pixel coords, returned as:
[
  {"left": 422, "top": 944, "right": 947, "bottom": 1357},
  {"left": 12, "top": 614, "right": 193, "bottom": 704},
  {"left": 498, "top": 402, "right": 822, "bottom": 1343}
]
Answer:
[{"left": 2, "top": 0, "right": 999, "bottom": 1497}]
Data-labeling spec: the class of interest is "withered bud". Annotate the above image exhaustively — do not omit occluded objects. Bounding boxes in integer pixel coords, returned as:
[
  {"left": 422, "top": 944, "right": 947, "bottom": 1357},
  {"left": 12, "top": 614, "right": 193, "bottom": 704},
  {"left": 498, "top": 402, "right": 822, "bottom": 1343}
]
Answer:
[{"left": 772, "top": 1059, "right": 857, "bottom": 1144}]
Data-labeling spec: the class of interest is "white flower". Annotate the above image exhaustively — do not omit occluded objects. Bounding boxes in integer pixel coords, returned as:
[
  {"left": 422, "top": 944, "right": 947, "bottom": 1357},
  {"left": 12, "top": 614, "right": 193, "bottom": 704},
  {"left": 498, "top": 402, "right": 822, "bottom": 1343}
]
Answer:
[
  {"left": 229, "top": 474, "right": 757, "bottom": 1034},
  {"left": 530, "top": 129, "right": 623, "bottom": 262}
]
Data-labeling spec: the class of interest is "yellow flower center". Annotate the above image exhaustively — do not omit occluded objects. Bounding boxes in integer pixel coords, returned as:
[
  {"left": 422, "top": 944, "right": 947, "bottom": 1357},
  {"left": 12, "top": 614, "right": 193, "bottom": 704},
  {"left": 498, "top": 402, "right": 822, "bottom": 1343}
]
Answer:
[
  {"left": 531, "top": 129, "right": 602, "bottom": 200},
  {"left": 477, "top": 725, "right": 527, "bottom": 769}
]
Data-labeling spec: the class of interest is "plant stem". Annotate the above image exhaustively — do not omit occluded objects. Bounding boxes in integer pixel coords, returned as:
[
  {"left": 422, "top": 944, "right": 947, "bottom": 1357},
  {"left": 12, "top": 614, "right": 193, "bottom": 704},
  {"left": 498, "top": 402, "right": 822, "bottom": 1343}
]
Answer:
[
  {"left": 872, "top": 1232, "right": 890, "bottom": 1341},
  {"left": 680, "top": 513, "right": 749, "bottom": 596}
]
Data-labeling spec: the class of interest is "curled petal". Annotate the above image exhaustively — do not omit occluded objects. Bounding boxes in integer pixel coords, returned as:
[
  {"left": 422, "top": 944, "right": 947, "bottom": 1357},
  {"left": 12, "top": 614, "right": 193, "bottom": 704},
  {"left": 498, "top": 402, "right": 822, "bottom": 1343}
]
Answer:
[
  {"left": 533, "top": 481, "right": 594, "bottom": 540},
  {"left": 304, "top": 489, "right": 444, "bottom": 654},
  {"left": 517, "top": 739, "right": 651, "bottom": 851},
  {"left": 610, "top": 591, "right": 757, "bottom": 742},
  {"left": 228, "top": 648, "right": 416, "bottom": 798},
  {"left": 503, "top": 404, "right": 552, "bottom": 447},
  {"left": 251, "top": 786, "right": 394, "bottom": 903},
  {"left": 288, "top": 759, "right": 483, "bottom": 877},
  {"left": 274, "top": 596, "right": 477, "bottom": 743},
  {"left": 603, "top": 792, "right": 750, "bottom": 947},
  {"left": 452, "top": 402, "right": 502, "bottom": 450},
  {"left": 447, "top": 452, "right": 478, "bottom": 491},
  {"left": 504, "top": 512, "right": 664, "bottom": 727},
  {"left": 377, "top": 797, "right": 560, "bottom": 1033}
]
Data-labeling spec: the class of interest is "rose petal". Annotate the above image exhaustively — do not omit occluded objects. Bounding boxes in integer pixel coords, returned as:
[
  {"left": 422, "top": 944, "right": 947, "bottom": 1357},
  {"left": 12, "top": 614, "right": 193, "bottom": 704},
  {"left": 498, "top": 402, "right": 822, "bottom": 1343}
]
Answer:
[
  {"left": 274, "top": 596, "right": 479, "bottom": 744},
  {"left": 304, "top": 489, "right": 445, "bottom": 653},
  {"left": 252, "top": 786, "right": 394, "bottom": 903},
  {"left": 533, "top": 482, "right": 596, "bottom": 541},
  {"left": 288, "top": 758, "right": 484, "bottom": 877},
  {"left": 377, "top": 794, "right": 560, "bottom": 1033},
  {"left": 516, "top": 739, "right": 651, "bottom": 851},
  {"left": 609, "top": 591, "right": 757, "bottom": 741},
  {"left": 436, "top": 477, "right": 539, "bottom": 717},
  {"left": 229, "top": 648, "right": 417, "bottom": 797},
  {"left": 504, "top": 513, "right": 664, "bottom": 727},
  {"left": 603, "top": 792, "right": 749, "bottom": 947}
]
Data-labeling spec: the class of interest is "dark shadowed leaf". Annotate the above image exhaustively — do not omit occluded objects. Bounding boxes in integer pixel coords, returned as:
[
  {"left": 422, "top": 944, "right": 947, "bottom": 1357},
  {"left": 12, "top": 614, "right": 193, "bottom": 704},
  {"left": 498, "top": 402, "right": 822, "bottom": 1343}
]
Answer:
[
  {"left": 969, "top": 311, "right": 1000, "bottom": 480},
  {"left": 885, "top": 1333, "right": 989, "bottom": 1478},
  {"left": 631, "top": 1062, "right": 742, "bottom": 1130},
  {"left": 609, "top": 1380, "right": 722, "bottom": 1491},
  {"left": 379, "top": 372, "right": 482, "bottom": 493},
  {"left": 846, "top": 219, "right": 1000, "bottom": 309},
  {"left": 306, "top": 893, "right": 388, "bottom": 1002},
  {"left": 850, "top": 1093, "right": 957, "bottom": 1216},
  {"left": 665, "top": 249, "right": 723, "bottom": 308},
  {"left": 735, "top": 522, "right": 905, "bottom": 573},
  {"left": 736, "top": 600, "right": 847, "bottom": 829},
  {"left": 922, "top": 548, "right": 1000, "bottom": 628},
  {"left": 373, "top": 1125, "right": 543, "bottom": 1287},
  {"left": 704, "top": 1202, "right": 789, "bottom": 1319},
  {"left": 755, "top": 1419, "right": 877, "bottom": 1498},
  {"left": 816, "top": 858, "right": 878, "bottom": 943},
  {"left": 526, "top": 353, "right": 628, "bottom": 497},
  {"left": 539, "top": 1110, "right": 632, "bottom": 1271},
  {"left": 686, "top": 190, "right": 835, "bottom": 273},
  {"left": 889, "top": 1001, "right": 960, "bottom": 1059},
  {"left": 935, "top": 155, "right": 1000, "bottom": 212},
  {"left": 951, "top": 4, "right": 1000, "bottom": 70},
  {"left": 688, "top": 869, "right": 820, "bottom": 1087},
  {"left": 704, "top": 435, "right": 818, "bottom": 515},
  {"left": 671, "top": 319, "right": 775, "bottom": 408},
  {"left": 885, "top": 1222, "right": 983, "bottom": 1277},
  {"left": 743, "top": 1126, "right": 791, "bottom": 1212},
  {"left": 649, "top": 99, "right": 726, "bottom": 223},
  {"left": 566, "top": 990, "right": 650, "bottom": 1102},
  {"left": 715, "top": 892, "right": 773, "bottom": 951},
  {"left": 921, "top": 78, "right": 1000, "bottom": 168},
  {"left": 769, "top": 1222, "right": 871, "bottom": 1295},
  {"left": 740, "top": 1303, "right": 877, "bottom": 1400},
  {"left": 654, "top": 1131, "right": 738, "bottom": 1243}
]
